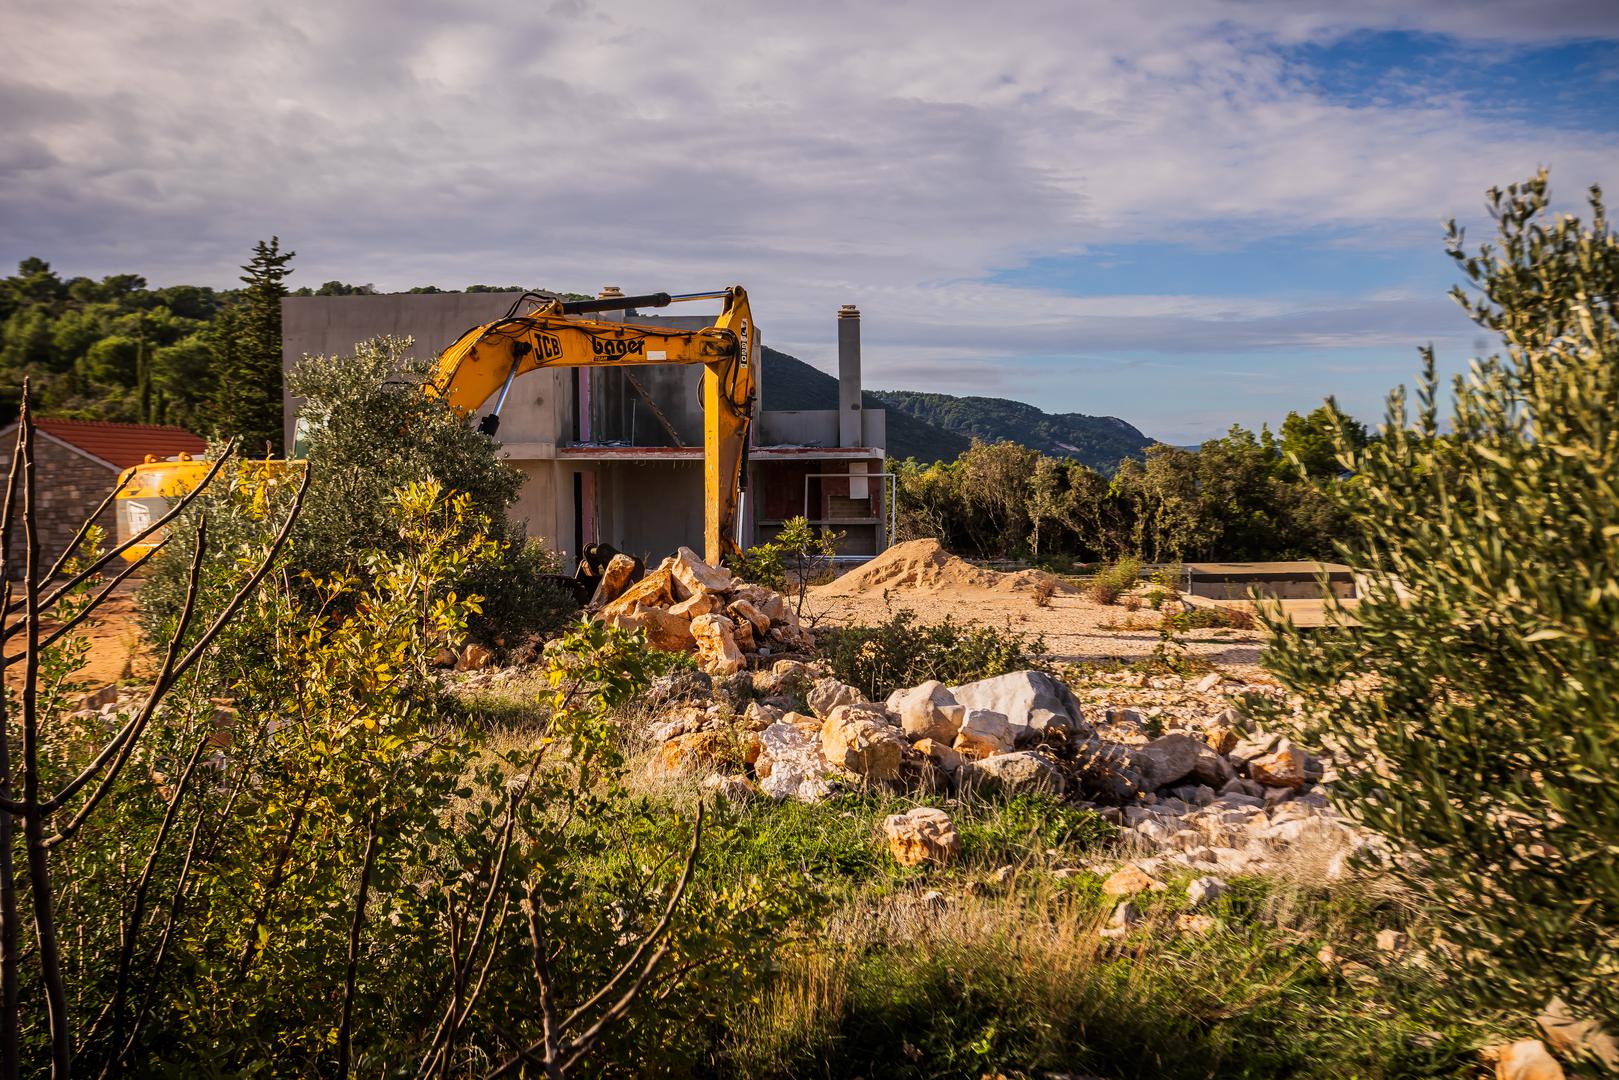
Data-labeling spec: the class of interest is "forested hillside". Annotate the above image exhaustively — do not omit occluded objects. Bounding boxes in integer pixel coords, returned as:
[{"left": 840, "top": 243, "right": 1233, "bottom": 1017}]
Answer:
[{"left": 873, "top": 389, "right": 1152, "bottom": 472}]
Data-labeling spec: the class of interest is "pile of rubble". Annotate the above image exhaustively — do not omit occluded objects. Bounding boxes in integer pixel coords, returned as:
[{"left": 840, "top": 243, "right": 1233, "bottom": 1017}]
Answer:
[
  {"left": 589, "top": 547, "right": 813, "bottom": 674},
  {"left": 649, "top": 662, "right": 1372, "bottom": 877}
]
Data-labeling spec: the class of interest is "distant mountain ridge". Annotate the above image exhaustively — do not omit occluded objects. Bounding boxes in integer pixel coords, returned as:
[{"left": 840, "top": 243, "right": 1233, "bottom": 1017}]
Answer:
[
  {"left": 760, "top": 347, "right": 971, "bottom": 464},
  {"left": 872, "top": 390, "right": 1152, "bottom": 471},
  {"left": 761, "top": 348, "right": 1152, "bottom": 471}
]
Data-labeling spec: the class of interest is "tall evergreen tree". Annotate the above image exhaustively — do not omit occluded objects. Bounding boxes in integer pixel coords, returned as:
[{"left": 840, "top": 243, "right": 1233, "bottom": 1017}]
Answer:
[{"left": 214, "top": 237, "right": 294, "bottom": 454}]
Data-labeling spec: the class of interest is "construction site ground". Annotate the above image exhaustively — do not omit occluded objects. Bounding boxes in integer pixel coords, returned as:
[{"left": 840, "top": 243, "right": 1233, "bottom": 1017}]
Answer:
[
  {"left": 806, "top": 540, "right": 1267, "bottom": 675},
  {"left": 27, "top": 541, "right": 1301, "bottom": 694}
]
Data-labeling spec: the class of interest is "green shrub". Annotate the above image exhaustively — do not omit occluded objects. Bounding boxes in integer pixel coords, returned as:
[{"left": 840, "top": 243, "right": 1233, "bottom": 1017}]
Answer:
[
  {"left": 141, "top": 336, "right": 574, "bottom": 644},
  {"left": 1086, "top": 556, "right": 1141, "bottom": 605},
  {"left": 817, "top": 608, "right": 1046, "bottom": 699},
  {"left": 1161, "top": 604, "right": 1255, "bottom": 631},
  {"left": 1261, "top": 173, "right": 1619, "bottom": 1017}
]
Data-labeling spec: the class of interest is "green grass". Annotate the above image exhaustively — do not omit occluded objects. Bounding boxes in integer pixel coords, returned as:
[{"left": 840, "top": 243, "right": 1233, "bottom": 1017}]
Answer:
[{"left": 447, "top": 674, "right": 1507, "bottom": 1079}]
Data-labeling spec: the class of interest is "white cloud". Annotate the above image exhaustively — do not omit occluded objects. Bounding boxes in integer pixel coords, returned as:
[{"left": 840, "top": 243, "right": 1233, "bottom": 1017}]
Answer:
[{"left": 1, "top": 0, "right": 1615, "bottom": 437}]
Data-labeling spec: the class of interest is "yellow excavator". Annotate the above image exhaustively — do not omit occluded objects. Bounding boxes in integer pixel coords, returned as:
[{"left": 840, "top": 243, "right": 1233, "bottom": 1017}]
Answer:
[{"left": 114, "top": 286, "right": 757, "bottom": 567}]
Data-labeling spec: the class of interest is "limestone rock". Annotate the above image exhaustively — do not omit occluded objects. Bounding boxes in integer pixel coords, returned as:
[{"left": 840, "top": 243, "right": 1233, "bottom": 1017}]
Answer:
[
  {"left": 755, "top": 720, "right": 831, "bottom": 802},
  {"left": 913, "top": 737, "right": 963, "bottom": 774},
  {"left": 1102, "top": 864, "right": 1157, "bottom": 897},
  {"left": 690, "top": 614, "right": 745, "bottom": 676},
  {"left": 1136, "top": 733, "right": 1206, "bottom": 789},
  {"left": 1187, "top": 876, "right": 1227, "bottom": 910},
  {"left": 959, "top": 750, "right": 1065, "bottom": 797},
  {"left": 1537, "top": 996, "right": 1619, "bottom": 1071},
  {"left": 601, "top": 567, "right": 675, "bottom": 620},
  {"left": 821, "top": 704, "right": 907, "bottom": 781},
  {"left": 669, "top": 592, "right": 721, "bottom": 620},
  {"left": 886, "top": 680, "right": 964, "bottom": 742},
  {"left": 635, "top": 605, "right": 697, "bottom": 652},
  {"left": 952, "top": 708, "right": 1014, "bottom": 758},
  {"left": 1176, "top": 913, "right": 1216, "bottom": 934},
  {"left": 1250, "top": 743, "right": 1307, "bottom": 789},
  {"left": 1227, "top": 731, "right": 1279, "bottom": 765},
  {"left": 883, "top": 806, "right": 961, "bottom": 866},
  {"left": 728, "top": 598, "right": 770, "bottom": 636},
  {"left": 589, "top": 553, "right": 639, "bottom": 607},
  {"left": 1485, "top": 1040, "right": 1566, "bottom": 1080},
  {"left": 657, "top": 731, "right": 729, "bottom": 773},
  {"left": 807, "top": 676, "right": 866, "bottom": 718},
  {"left": 948, "top": 670, "right": 1084, "bottom": 745},
  {"left": 671, "top": 546, "right": 737, "bottom": 597},
  {"left": 1068, "top": 737, "right": 1152, "bottom": 804}
]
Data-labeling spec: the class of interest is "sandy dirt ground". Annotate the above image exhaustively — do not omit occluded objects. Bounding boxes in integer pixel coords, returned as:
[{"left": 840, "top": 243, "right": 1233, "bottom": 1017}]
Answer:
[
  {"left": 2, "top": 581, "right": 145, "bottom": 692},
  {"left": 805, "top": 540, "right": 1267, "bottom": 673}
]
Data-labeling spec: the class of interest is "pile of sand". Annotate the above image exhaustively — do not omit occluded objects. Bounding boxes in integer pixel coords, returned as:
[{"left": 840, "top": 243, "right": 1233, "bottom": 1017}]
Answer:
[{"left": 811, "top": 539, "right": 1074, "bottom": 597}]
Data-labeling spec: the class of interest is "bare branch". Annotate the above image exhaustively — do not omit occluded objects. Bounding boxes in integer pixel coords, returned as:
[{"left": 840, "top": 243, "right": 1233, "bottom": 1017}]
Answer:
[
  {"left": 485, "top": 804, "right": 705, "bottom": 1080},
  {"left": 1, "top": 535, "right": 169, "bottom": 655},
  {"left": 337, "top": 818, "right": 382, "bottom": 1080},
  {"left": 4, "top": 440, "right": 237, "bottom": 619},
  {"left": 45, "top": 463, "right": 309, "bottom": 833}
]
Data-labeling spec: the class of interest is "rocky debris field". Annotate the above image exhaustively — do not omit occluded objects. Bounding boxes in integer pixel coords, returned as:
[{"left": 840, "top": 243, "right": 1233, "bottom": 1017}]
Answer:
[
  {"left": 589, "top": 547, "right": 814, "bottom": 673},
  {"left": 643, "top": 660, "right": 1371, "bottom": 881}
]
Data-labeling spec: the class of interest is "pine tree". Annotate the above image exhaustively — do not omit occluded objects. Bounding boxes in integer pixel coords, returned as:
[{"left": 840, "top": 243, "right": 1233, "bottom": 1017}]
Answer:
[{"left": 214, "top": 237, "right": 294, "bottom": 454}]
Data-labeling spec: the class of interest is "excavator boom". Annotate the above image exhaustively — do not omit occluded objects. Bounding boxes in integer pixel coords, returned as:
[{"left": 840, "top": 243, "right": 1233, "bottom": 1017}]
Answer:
[
  {"left": 428, "top": 286, "right": 757, "bottom": 564},
  {"left": 113, "top": 286, "right": 758, "bottom": 569}
]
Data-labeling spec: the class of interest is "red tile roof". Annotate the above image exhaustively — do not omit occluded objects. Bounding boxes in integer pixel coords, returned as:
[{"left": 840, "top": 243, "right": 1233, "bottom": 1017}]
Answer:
[{"left": 29, "top": 418, "right": 209, "bottom": 470}]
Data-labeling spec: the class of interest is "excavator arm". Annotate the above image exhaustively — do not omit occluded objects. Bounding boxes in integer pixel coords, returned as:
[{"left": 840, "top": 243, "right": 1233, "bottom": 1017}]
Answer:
[{"left": 427, "top": 287, "right": 757, "bottom": 565}]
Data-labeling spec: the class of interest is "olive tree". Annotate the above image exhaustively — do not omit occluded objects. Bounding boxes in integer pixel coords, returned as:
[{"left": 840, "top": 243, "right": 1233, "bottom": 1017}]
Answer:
[{"left": 1261, "top": 172, "right": 1619, "bottom": 1016}]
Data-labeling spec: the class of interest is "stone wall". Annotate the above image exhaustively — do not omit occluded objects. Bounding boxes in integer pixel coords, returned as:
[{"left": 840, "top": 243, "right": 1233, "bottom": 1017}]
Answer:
[{"left": 0, "top": 433, "right": 119, "bottom": 578}]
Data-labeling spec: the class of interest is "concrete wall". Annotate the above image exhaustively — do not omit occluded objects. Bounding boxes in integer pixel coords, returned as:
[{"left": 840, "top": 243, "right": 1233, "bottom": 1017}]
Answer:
[
  {"left": 756, "top": 409, "right": 885, "bottom": 449},
  {"left": 0, "top": 430, "right": 118, "bottom": 577},
  {"left": 280, "top": 294, "right": 888, "bottom": 564},
  {"left": 281, "top": 292, "right": 570, "bottom": 453}
]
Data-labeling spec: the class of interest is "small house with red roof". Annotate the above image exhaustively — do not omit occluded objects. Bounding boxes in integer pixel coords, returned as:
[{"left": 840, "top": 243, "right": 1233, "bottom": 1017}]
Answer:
[{"left": 0, "top": 418, "right": 208, "bottom": 574}]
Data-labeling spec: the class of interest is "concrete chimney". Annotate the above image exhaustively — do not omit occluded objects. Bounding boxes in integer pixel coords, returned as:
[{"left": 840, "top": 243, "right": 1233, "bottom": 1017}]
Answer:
[{"left": 837, "top": 305, "right": 862, "bottom": 448}]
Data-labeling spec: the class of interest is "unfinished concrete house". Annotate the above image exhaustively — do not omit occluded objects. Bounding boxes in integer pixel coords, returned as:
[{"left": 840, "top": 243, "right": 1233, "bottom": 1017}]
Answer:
[{"left": 282, "top": 291, "right": 887, "bottom": 565}]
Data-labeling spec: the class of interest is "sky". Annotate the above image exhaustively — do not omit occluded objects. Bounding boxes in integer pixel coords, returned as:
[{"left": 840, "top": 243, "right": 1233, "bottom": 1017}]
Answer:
[{"left": 2, "top": 1, "right": 1617, "bottom": 444}]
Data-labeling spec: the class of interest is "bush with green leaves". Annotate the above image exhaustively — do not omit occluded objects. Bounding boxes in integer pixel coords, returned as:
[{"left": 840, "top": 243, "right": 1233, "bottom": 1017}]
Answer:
[
  {"left": 817, "top": 608, "right": 1046, "bottom": 700},
  {"left": 141, "top": 335, "right": 573, "bottom": 645},
  {"left": 1261, "top": 173, "right": 1619, "bottom": 1018},
  {"left": 25, "top": 481, "right": 796, "bottom": 1074},
  {"left": 1086, "top": 555, "right": 1141, "bottom": 605}
]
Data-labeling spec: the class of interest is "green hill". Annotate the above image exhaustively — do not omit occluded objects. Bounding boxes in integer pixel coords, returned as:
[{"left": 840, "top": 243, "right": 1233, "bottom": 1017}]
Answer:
[
  {"left": 761, "top": 347, "right": 971, "bottom": 464},
  {"left": 871, "top": 389, "right": 1151, "bottom": 471}
]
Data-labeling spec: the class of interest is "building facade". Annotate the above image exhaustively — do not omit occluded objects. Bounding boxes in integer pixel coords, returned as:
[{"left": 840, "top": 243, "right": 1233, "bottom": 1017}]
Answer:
[
  {"left": 281, "top": 291, "right": 887, "bottom": 566},
  {"left": 0, "top": 418, "right": 207, "bottom": 575}
]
